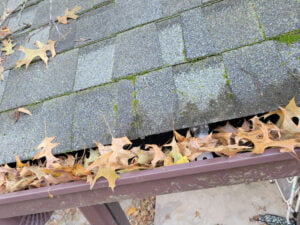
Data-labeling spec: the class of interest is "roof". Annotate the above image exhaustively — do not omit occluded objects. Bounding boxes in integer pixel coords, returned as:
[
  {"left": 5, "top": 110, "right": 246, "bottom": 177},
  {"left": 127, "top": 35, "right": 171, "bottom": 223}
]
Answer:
[{"left": 0, "top": 0, "right": 299, "bottom": 164}]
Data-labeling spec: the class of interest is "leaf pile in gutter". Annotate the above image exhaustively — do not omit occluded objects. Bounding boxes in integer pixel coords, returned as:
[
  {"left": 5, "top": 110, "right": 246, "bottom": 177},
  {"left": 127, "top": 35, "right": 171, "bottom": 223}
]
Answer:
[{"left": 0, "top": 98, "right": 300, "bottom": 194}]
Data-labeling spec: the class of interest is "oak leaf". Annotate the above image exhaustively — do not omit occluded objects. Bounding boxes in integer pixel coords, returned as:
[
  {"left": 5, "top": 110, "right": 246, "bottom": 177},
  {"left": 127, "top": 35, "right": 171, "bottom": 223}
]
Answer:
[
  {"left": 1, "top": 39, "right": 15, "bottom": 55},
  {"left": 146, "top": 144, "right": 165, "bottom": 167},
  {"left": 33, "top": 137, "right": 60, "bottom": 167},
  {"left": 15, "top": 40, "right": 56, "bottom": 69},
  {"left": 57, "top": 6, "right": 82, "bottom": 24},
  {"left": 236, "top": 121, "right": 300, "bottom": 154},
  {"left": 89, "top": 167, "right": 119, "bottom": 190}
]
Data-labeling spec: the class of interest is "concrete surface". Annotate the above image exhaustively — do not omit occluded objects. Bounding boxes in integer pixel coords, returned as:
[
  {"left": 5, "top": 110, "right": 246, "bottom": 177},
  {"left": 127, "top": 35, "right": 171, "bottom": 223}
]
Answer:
[{"left": 154, "top": 181, "right": 287, "bottom": 225}]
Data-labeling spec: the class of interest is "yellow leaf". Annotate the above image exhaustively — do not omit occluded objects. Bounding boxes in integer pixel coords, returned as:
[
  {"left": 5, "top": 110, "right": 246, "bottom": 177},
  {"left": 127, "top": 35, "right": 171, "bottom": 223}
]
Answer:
[
  {"left": 126, "top": 206, "right": 137, "bottom": 216},
  {"left": 163, "top": 154, "right": 173, "bottom": 166},
  {"left": 57, "top": 6, "right": 82, "bottom": 24},
  {"left": 90, "top": 167, "right": 119, "bottom": 191},
  {"left": 175, "top": 156, "right": 189, "bottom": 164},
  {"left": 1, "top": 39, "right": 15, "bottom": 55},
  {"left": 17, "top": 107, "right": 32, "bottom": 116},
  {"left": 15, "top": 155, "right": 28, "bottom": 168},
  {"left": 15, "top": 40, "right": 56, "bottom": 69}
]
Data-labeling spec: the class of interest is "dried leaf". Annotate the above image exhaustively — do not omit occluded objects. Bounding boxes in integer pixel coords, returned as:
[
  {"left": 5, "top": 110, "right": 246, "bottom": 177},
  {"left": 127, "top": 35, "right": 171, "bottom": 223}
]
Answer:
[
  {"left": 15, "top": 40, "right": 56, "bottom": 69},
  {"left": 15, "top": 155, "right": 28, "bottom": 168},
  {"left": 83, "top": 149, "right": 100, "bottom": 168},
  {"left": 17, "top": 107, "right": 32, "bottom": 116},
  {"left": 33, "top": 137, "right": 60, "bottom": 166},
  {"left": 147, "top": 144, "right": 165, "bottom": 167},
  {"left": 0, "top": 26, "right": 10, "bottom": 38},
  {"left": 1, "top": 38, "right": 15, "bottom": 55},
  {"left": 137, "top": 150, "right": 153, "bottom": 165},
  {"left": 126, "top": 206, "right": 137, "bottom": 216},
  {"left": 57, "top": 6, "right": 82, "bottom": 24},
  {"left": 90, "top": 167, "right": 119, "bottom": 190},
  {"left": 236, "top": 121, "right": 300, "bottom": 154}
]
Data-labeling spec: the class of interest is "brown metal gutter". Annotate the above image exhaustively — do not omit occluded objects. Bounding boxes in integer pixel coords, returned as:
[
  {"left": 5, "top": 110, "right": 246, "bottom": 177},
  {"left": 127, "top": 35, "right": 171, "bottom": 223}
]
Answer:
[{"left": 0, "top": 148, "right": 299, "bottom": 219}]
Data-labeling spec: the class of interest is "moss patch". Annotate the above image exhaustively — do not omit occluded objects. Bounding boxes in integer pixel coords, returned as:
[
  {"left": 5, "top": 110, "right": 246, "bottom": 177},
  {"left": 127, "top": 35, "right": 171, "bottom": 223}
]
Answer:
[{"left": 272, "top": 30, "right": 300, "bottom": 45}]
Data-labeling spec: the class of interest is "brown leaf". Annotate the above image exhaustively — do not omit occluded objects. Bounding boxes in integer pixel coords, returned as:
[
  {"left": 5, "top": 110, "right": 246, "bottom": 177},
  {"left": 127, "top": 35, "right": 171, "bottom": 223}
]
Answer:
[
  {"left": 33, "top": 137, "right": 60, "bottom": 166},
  {"left": 146, "top": 144, "right": 165, "bottom": 167},
  {"left": 126, "top": 206, "right": 137, "bottom": 216},
  {"left": 57, "top": 6, "right": 82, "bottom": 24},
  {"left": 15, "top": 40, "right": 56, "bottom": 69},
  {"left": 15, "top": 155, "right": 28, "bottom": 168},
  {"left": 0, "top": 26, "right": 11, "bottom": 38},
  {"left": 17, "top": 107, "right": 32, "bottom": 116},
  {"left": 108, "top": 137, "right": 135, "bottom": 170},
  {"left": 236, "top": 121, "right": 300, "bottom": 154},
  {"left": 95, "top": 141, "right": 111, "bottom": 155},
  {"left": 89, "top": 167, "right": 119, "bottom": 190}
]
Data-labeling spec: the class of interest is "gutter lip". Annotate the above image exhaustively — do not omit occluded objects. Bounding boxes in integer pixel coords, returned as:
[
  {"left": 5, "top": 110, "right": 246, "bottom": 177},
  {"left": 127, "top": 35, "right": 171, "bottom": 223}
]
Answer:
[{"left": 0, "top": 148, "right": 299, "bottom": 205}]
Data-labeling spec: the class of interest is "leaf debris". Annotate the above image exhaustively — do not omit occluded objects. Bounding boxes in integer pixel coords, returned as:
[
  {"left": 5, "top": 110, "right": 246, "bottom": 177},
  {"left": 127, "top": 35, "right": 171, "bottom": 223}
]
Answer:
[
  {"left": 0, "top": 99, "right": 300, "bottom": 194},
  {"left": 15, "top": 40, "right": 56, "bottom": 69},
  {"left": 57, "top": 6, "right": 82, "bottom": 24}
]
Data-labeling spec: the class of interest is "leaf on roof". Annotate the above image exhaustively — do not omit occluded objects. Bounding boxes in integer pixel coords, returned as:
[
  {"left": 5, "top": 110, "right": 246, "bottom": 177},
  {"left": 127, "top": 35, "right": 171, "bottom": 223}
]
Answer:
[
  {"left": 1, "top": 38, "right": 15, "bottom": 55},
  {"left": 0, "top": 26, "right": 11, "bottom": 39},
  {"left": 57, "top": 6, "right": 82, "bottom": 24},
  {"left": 17, "top": 107, "right": 32, "bottom": 116},
  {"left": 15, "top": 40, "right": 56, "bottom": 69}
]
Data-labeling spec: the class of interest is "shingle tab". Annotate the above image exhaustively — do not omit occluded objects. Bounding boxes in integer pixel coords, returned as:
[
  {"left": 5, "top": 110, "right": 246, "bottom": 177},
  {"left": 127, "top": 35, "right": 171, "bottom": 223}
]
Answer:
[
  {"left": 74, "top": 39, "right": 115, "bottom": 91},
  {"left": 252, "top": 0, "right": 300, "bottom": 37},
  {"left": 223, "top": 41, "right": 299, "bottom": 116},
  {"left": 113, "top": 24, "right": 163, "bottom": 78},
  {"left": 202, "top": 0, "right": 263, "bottom": 51},
  {"left": 32, "top": 0, "right": 69, "bottom": 29},
  {"left": 161, "top": 0, "right": 202, "bottom": 16},
  {"left": 114, "top": 0, "right": 163, "bottom": 32},
  {"left": 73, "top": 80, "right": 136, "bottom": 150},
  {"left": 8, "top": 5, "right": 37, "bottom": 34},
  {"left": 136, "top": 68, "right": 178, "bottom": 137},
  {"left": 0, "top": 95, "right": 75, "bottom": 164},
  {"left": 277, "top": 41, "right": 300, "bottom": 75},
  {"left": 0, "top": 49, "right": 79, "bottom": 111},
  {"left": 0, "top": 104, "right": 44, "bottom": 164},
  {"left": 157, "top": 17, "right": 185, "bottom": 65},
  {"left": 74, "top": 4, "right": 115, "bottom": 47},
  {"left": 173, "top": 56, "right": 236, "bottom": 128},
  {"left": 181, "top": 8, "right": 216, "bottom": 59}
]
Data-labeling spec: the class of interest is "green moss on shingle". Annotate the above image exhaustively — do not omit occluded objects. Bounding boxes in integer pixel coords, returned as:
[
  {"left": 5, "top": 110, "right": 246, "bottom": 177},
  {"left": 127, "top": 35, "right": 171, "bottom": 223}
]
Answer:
[{"left": 272, "top": 30, "right": 300, "bottom": 46}]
